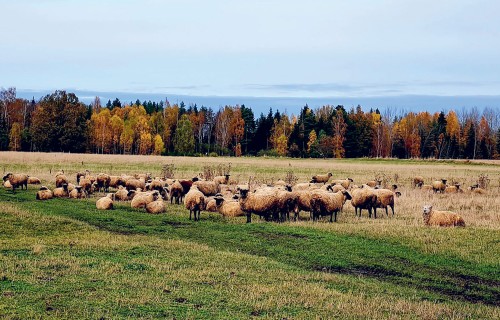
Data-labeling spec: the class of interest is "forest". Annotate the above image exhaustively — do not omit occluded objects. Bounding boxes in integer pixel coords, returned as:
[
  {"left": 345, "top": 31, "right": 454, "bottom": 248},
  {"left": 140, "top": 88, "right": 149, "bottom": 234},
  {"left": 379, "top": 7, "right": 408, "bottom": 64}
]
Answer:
[{"left": 1, "top": 87, "right": 499, "bottom": 159}]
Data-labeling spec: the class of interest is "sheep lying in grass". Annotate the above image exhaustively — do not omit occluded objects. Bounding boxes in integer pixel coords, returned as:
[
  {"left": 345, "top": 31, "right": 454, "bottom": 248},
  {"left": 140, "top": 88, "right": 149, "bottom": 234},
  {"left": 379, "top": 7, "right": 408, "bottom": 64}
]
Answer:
[
  {"left": 69, "top": 185, "right": 87, "bottom": 199},
  {"left": 432, "top": 179, "right": 448, "bottom": 193},
  {"left": 184, "top": 186, "right": 206, "bottom": 221},
  {"left": 445, "top": 183, "right": 462, "bottom": 194},
  {"left": 131, "top": 190, "right": 160, "bottom": 209},
  {"left": 114, "top": 186, "right": 130, "bottom": 201},
  {"left": 310, "top": 190, "right": 352, "bottom": 222},
  {"left": 53, "top": 184, "right": 69, "bottom": 198},
  {"left": 126, "top": 178, "right": 146, "bottom": 191},
  {"left": 310, "top": 172, "right": 333, "bottom": 184},
  {"left": 422, "top": 205, "right": 465, "bottom": 227},
  {"left": 422, "top": 184, "right": 433, "bottom": 191},
  {"left": 213, "top": 174, "right": 230, "bottom": 185},
  {"left": 214, "top": 195, "right": 245, "bottom": 217},
  {"left": 413, "top": 176, "right": 424, "bottom": 188},
  {"left": 468, "top": 184, "right": 487, "bottom": 194},
  {"left": 3, "top": 173, "right": 29, "bottom": 191},
  {"left": 146, "top": 199, "right": 166, "bottom": 214},
  {"left": 238, "top": 185, "right": 280, "bottom": 223},
  {"left": 96, "top": 193, "right": 114, "bottom": 210},
  {"left": 27, "top": 177, "right": 41, "bottom": 185},
  {"left": 205, "top": 197, "right": 218, "bottom": 212},
  {"left": 331, "top": 178, "right": 353, "bottom": 190},
  {"left": 36, "top": 186, "right": 53, "bottom": 200}
]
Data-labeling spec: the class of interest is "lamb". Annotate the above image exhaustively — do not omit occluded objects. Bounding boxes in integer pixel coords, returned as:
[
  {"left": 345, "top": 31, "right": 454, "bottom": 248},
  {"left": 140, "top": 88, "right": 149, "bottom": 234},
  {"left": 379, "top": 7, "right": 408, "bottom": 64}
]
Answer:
[
  {"left": 193, "top": 180, "right": 220, "bottom": 196},
  {"left": 432, "top": 179, "right": 448, "bottom": 193},
  {"left": 36, "top": 186, "right": 53, "bottom": 200},
  {"left": 310, "top": 172, "right": 333, "bottom": 184},
  {"left": 238, "top": 185, "right": 280, "bottom": 223},
  {"left": 413, "top": 176, "right": 424, "bottom": 188},
  {"left": 131, "top": 190, "right": 160, "bottom": 209},
  {"left": 350, "top": 186, "right": 377, "bottom": 218},
  {"left": 146, "top": 199, "right": 166, "bottom": 214},
  {"left": 3, "top": 173, "right": 29, "bottom": 191},
  {"left": 184, "top": 186, "right": 206, "bottom": 221},
  {"left": 96, "top": 173, "right": 111, "bottom": 193},
  {"left": 331, "top": 178, "right": 354, "bottom": 190},
  {"left": 310, "top": 190, "right": 352, "bottom": 222},
  {"left": 69, "top": 185, "right": 87, "bottom": 199},
  {"left": 373, "top": 188, "right": 395, "bottom": 217},
  {"left": 114, "top": 185, "right": 130, "bottom": 201},
  {"left": 96, "top": 193, "right": 114, "bottom": 210},
  {"left": 213, "top": 174, "right": 230, "bottom": 185},
  {"left": 169, "top": 180, "right": 184, "bottom": 204},
  {"left": 444, "top": 183, "right": 462, "bottom": 194},
  {"left": 214, "top": 195, "right": 245, "bottom": 217},
  {"left": 53, "top": 183, "right": 69, "bottom": 198},
  {"left": 422, "top": 205, "right": 465, "bottom": 227},
  {"left": 27, "top": 177, "right": 41, "bottom": 185}
]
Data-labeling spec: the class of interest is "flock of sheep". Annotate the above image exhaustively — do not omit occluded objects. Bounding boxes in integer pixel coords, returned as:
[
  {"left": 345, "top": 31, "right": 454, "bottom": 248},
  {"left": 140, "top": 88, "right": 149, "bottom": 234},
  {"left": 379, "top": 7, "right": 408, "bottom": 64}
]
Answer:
[{"left": 3, "top": 169, "right": 479, "bottom": 227}]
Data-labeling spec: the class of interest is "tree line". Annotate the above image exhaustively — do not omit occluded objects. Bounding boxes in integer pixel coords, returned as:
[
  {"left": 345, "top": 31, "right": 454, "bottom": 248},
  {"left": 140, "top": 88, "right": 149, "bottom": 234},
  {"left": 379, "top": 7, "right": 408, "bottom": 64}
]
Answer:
[{"left": 1, "top": 88, "right": 500, "bottom": 159}]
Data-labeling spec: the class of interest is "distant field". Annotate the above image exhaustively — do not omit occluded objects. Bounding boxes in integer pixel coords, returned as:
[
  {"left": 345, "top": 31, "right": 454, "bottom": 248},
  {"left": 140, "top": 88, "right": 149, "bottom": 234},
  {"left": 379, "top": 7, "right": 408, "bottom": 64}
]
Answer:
[{"left": 0, "top": 152, "right": 499, "bottom": 318}]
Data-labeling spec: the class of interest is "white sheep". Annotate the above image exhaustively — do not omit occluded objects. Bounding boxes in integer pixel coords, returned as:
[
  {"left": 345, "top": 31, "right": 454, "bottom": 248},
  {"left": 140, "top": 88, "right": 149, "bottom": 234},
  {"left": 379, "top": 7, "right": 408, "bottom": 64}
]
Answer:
[
  {"left": 96, "top": 193, "right": 114, "bottom": 210},
  {"left": 422, "top": 205, "right": 465, "bottom": 227},
  {"left": 146, "top": 200, "right": 166, "bottom": 214}
]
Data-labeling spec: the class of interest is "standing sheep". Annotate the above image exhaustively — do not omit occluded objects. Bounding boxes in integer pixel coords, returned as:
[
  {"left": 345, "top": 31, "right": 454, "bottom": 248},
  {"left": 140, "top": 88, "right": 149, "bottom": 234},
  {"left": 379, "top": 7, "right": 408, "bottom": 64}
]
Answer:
[
  {"left": 310, "top": 190, "right": 352, "bottom": 222},
  {"left": 36, "top": 186, "right": 53, "bottom": 200},
  {"left": 109, "top": 176, "right": 126, "bottom": 189},
  {"left": 3, "top": 173, "right": 29, "bottom": 191},
  {"left": 169, "top": 180, "right": 184, "bottom": 204},
  {"left": 350, "top": 187, "right": 377, "bottom": 218},
  {"left": 96, "top": 173, "right": 111, "bottom": 193},
  {"left": 373, "top": 188, "right": 395, "bottom": 217},
  {"left": 432, "top": 179, "right": 448, "bottom": 193},
  {"left": 184, "top": 186, "right": 206, "bottom": 221},
  {"left": 413, "top": 176, "right": 424, "bottom": 188},
  {"left": 96, "top": 193, "right": 114, "bottom": 210},
  {"left": 310, "top": 172, "right": 333, "bottom": 184},
  {"left": 193, "top": 180, "right": 220, "bottom": 196},
  {"left": 422, "top": 205, "right": 465, "bottom": 227},
  {"left": 238, "top": 186, "right": 280, "bottom": 223}
]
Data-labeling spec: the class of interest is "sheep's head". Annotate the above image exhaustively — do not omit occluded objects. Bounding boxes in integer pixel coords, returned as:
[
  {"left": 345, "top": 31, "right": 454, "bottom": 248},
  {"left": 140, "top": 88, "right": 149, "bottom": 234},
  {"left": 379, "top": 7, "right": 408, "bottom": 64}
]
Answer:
[
  {"left": 214, "top": 196, "right": 225, "bottom": 207},
  {"left": 62, "top": 183, "right": 68, "bottom": 191},
  {"left": 192, "top": 177, "right": 199, "bottom": 182},
  {"left": 441, "top": 179, "right": 448, "bottom": 184},
  {"left": 75, "top": 186, "right": 83, "bottom": 192},
  {"left": 2, "top": 173, "right": 12, "bottom": 181},
  {"left": 39, "top": 186, "right": 49, "bottom": 191},
  {"left": 392, "top": 184, "right": 398, "bottom": 190},
  {"left": 285, "top": 184, "right": 292, "bottom": 192},
  {"left": 152, "top": 191, "right": 160, "bottom": 201},
  {"left": 239, "top": 188, "right": 250, "bottom": 199},
  {"left": 342, "top": 191, "right": 352, "bottom": 201},
  {"left": 423, "top": 205, "right": 433, "bottom": 215},
  {"left": 348, "top": 178, "right": 354, "bottom": 182},
  {"left": 225, "top": 174, "right": 230, "bottom": 179},
  {"left": 127, "top": 190, "right": 136, "bottom": 199},
  {"left": 327, "top": 172, "right": 333, "bottom": 177},
  {"left": 395, "top": 191, "right": 402, "bottom": 197}
]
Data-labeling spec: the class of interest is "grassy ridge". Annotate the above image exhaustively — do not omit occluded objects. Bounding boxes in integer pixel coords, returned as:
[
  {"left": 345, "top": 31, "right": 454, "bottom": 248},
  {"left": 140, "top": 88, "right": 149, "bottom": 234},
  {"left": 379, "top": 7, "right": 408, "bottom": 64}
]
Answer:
[{"left": 1, "top": 188, "right": 498, "bottom": 319}]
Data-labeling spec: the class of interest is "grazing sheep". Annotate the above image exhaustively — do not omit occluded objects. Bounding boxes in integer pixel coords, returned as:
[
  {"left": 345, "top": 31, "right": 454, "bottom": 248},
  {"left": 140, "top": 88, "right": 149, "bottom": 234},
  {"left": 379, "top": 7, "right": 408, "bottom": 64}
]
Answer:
[
  {"left": 96, "top": 193, "right": 114, "bottom": 210},
  {"left": 445, "top": 183, "right": 462, "bottom": 194},
  {"left": 109, "top": 176, "right": 126, "bottom": 189},
  {"left": 238, "top": 185, "right": 280, "bottom": 223},
  {"left": 213, "top": 174, "right": 230, "bottom": 185},
  {"left": 169, "top": 180, "right": 184, "bottom": 204},
  {"left": 331, "top": 178, "right": 354, "bottom": 190},
  {"left": 422, "top": 205, "right": 465, "bottom": 227},
  {"left": 146, "top": 199, "right": 166, "bottom": 214},
  {"left": 310, "top": 190, "right": 352, "bottom": 222},
  {"left": 53, "top": 184, "right": 69, "bottom": 198},
  {"left": 131, "top": 191, "right": 160, "bottom": 209},
  {"left": 193, "top": 180, "right": 220, "bottom": 196},
  {"left": 96, "top": 173, "right": 111, "bottom": 193},
  {"left": 79, "top": 178, "right": 93, "bottom": 194},
  {"left": 27, "top": 177, "right": 41, "bottom": 185},
  {"left": 310, "top": 172, "right": 333, "bottom": 184},
  {"left": 351, "top": 187, "right": 377, "bottom": 218},
  {"left": 413, "top": 176, "right": 424, "bottom": 188},
  {"left": 214, "top": 196, "right": 245, "bottom": 217},
  {"left": 373, "top": 188, "right": 395, "bottom": 217},
  {"left": 3, "top": 173, "right": 29, "bottom": 191},
  {"left": 432, "top": 179, "right": 448, "bottom": 193},
  {"left": 366, "top": 180, "right": 382, "bottom": 188},
  {"left": 179, "top": 179, "right": 195, "bottom": 198},
  {"left": 36, "top": 186, "right": 53, "bottom": 200},
  {"left": 69, "top": 185, "right": 87, "bottom": 199},
  {"left": 125, "top": 178, "right": 146, "bottom": 191},
  {"left": 184, "top": 186, "right": 206, "bottom": 221}
]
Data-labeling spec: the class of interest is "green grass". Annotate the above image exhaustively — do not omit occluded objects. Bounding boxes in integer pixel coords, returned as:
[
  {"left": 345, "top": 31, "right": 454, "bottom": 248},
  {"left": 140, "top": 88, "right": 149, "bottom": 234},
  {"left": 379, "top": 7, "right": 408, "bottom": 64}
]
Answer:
[{"left": 0, "top": 188, "right": 498, "bottom": 319}]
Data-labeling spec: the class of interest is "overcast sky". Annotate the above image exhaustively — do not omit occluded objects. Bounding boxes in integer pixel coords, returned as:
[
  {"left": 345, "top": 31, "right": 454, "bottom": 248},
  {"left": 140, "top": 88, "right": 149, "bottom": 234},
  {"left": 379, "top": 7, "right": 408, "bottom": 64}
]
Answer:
[{"left": 1, "top": 0, "right": 500, "bottom": 99}]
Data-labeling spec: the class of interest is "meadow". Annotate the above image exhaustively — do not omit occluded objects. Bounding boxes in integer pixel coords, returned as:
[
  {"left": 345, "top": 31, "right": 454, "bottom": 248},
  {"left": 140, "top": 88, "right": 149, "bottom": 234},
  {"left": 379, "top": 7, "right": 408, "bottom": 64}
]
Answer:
[{"left": 0, "top": 152, "right": 499, "bottom": 319}]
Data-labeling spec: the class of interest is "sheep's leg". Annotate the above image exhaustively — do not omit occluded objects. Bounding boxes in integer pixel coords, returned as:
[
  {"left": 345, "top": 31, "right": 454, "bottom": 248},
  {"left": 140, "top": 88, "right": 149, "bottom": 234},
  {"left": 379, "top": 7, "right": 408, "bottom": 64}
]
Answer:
[
  {"left": 189, "top": 209, "right": 192, "bottom": 220},
  {"left": 385, "top": 207, "right": 389, "bottom": 217},
  {"left": 372, "top": 208, "right": 377, "bottom": 219},
  {"left": 391, "top": 205, "right": 395, "bottom": 216},
  {"left": 333, "top": 211, "right": 338, "bottom": 222},
  {"left": 246, "top": 212, "right": 252, "bottom": 223}
]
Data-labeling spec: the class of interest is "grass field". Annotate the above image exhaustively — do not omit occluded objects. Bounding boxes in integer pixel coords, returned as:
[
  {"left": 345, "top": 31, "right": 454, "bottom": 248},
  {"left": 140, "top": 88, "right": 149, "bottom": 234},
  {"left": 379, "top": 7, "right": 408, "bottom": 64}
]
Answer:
[{"left": 1, "top": 152, "right": 499, "bottom": 319}]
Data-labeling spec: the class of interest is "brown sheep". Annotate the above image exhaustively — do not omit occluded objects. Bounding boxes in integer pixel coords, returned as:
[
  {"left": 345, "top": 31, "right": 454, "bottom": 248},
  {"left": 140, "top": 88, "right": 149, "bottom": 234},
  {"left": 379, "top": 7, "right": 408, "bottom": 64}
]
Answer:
[
  {"left": 126, "top": 178, "right": 146, "bottom": 191},
  {"left": 444, "top": 183, "right": 462, "bottom": 194},
  {"left": 27, "top": 177, "right": 41, "bottom": 185},
  {"left": 109, "top": 175, "right": 126, "bottom": 189},
  {"left": 413, "top": 176, "right": 424, "bottom": 188},
  {"left": 214, "top": 196, "right": 245, "bottom": 217},
  {"left": 79, "top": 178, "right": 93, "bottom": 195},
  {"left": 36, "top": 186, "right": 53, "bottom": 200},
  {"left": 373, "top": 188, "right": 395, "bottom": 217},
  {"left": 366, "top": 180, "right": 382, "bottom": 188},
  {"left": 69, "top": 185, "right": 87, "bottom": 199},
  {"left": 96, "top": 193, "right": 114, "bottom": 210},
  {"left": 331, "top": 178, "right": 354, "bottom": 190},
  {"left": 213, "top": 174, "right": 230, "bottom": 185},
  {"left": 114, "top": 186, "right": 130, "bottom": 201},
  {"left": 3, "top": 173, "right": 29, "bottom": 191},
  {"left": 146, "top": 200, "right": 166, "bottom": 214},
  {"left": 432, "top": 179, "right": 448, "bottom": 193},
  {"left": 131, "top": 191, "right": 160, "bottom": 209},
  {"left": 169, "top": 180, "right": 184, "bottom": 204},
  {"left": 184, "top": 186, "right": 206, "bottom": 221},
  {"left": 310, "top": 172, "right": 333, "bottom": 184},
  {"left": 193, "top": 180, "right": 219, "bottom": 196},
  {"left": 422, "top": 184, "right": 433, "bottom": 191},
  {"left": 238, "top": 185, "right": 280, "bottom": 223},
  {"left": 422, "top": 205, "right": 465, "bottom": 227},
  {"left": 53, "top": 184, "right": 69, "bottom": 198},
  {"left": 310, "top": 190, "right": 352, "bottom": 222},
  {"left": 55, "top": 171, "right": 68, "bottom": 188},
  {"left": 96, "top": 173, "right": 111, "bottom": 193},
  {"left": 351, "top": 186, "right": 377, "bottom": 218}
]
